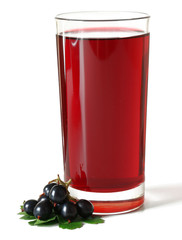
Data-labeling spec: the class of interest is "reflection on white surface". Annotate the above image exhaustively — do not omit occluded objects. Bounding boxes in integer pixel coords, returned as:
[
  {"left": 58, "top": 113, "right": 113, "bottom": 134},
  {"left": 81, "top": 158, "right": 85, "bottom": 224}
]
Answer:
[{"left": 142, "top": 183, "right": 182, "bottom": 210}]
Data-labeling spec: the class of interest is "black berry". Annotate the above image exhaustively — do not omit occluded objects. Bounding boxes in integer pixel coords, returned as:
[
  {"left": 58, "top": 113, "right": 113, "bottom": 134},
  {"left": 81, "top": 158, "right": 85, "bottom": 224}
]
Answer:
[
  {"left": 38, "top": 194, "right": 49, "bottom": 202},
  {"left": 76, "top": 199, "right": 94, "bottom": 218},
  {"left": 23, "top": 199, "right": 38, "bottom": 215},
  {"left": 33, "top": 200, "right": 53, "bottom": 220},
  {"left": 43, "top": 183, "right": 57, "bottom": 197},
  {"left": 54, "top": 203, "right": 64, "bottom": 214},
  {"left": 54, "top": 198, "right": 69, "bottom": 214},
  {"left": 60, "top": 201, "right": 77, "bottom": 220},
  {"left": 49, "top": 185, "right": 67, "bottom": 204}
]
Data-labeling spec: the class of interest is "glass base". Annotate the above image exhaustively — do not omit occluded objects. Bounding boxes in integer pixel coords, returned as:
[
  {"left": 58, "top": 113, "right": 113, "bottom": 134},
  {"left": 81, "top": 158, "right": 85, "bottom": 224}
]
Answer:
[{"left": 69, "top": 182, "right": 144, "bottom": 215}]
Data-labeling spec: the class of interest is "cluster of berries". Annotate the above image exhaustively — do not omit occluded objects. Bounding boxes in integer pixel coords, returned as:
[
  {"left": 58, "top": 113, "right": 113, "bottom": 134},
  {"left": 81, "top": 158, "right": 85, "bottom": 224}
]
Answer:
[{"left": 23, "top": 176, "right": 94, "bottom": 222}]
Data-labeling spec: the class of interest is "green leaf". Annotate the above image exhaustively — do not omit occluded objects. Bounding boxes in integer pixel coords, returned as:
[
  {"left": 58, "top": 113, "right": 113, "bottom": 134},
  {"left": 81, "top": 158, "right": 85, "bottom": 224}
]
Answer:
[
  {"left": 20, "top": 214, "right": 36, "bottom": 220},
  {"left": 18, "top": 211, "right": 27, "bottom": 215},
  {"left": 59, "top": 220, "right": 83, "bottom": 230},
  {"left": 82, "top": 216, "right": 105, "bottom": 224},
  {"left": 38, "top": 220, "right": 58, "bottom": 227},
  {"left": 59, "top": 221, "right": 83, "bottom": 230},
  {"left": 56, "top": 215, "right": 66, "bottom": 224},
  {"left": 29, "top": 219, "right": 58, "bottom": 227},
  {"left": 57, "top": 215, "right": 83, "bottom": 230},
  {"left": 28, "top": 220, "right": 37, "bottom": 226},
  {"left": 34, "top": 215, "right": 57, "bottom": 225},
  {"left": 18, "top": 210, "right": 36, "bottom": 220}
]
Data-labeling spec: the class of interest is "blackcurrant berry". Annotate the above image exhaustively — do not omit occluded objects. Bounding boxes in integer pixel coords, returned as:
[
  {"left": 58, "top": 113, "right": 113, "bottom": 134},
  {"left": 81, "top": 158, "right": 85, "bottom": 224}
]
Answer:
[
  {"left": 23, "top": 199, "right": 38, "bottom": 215},
  {"left": 54, "top": 203, "right": 64, "bottom": 214},
  {"left": 76, "top": 199, "right": 94, "bottom": 218},
  {"left": 60, "top": 202, "right": 77, "bottom": 220},
  {"left": 49, "top": 185, "right": 67, "bottom": 204},
  {"left": 33, "top": 200, "right": 53, "bottom": 220},
  {"left": 54, "top": 198, "right": 69, "bottom": 214},
  {"left": 43, "top": 183, "right": 57, "bottom": 197},
  {"left": 38, "top": 194, "right": 49, "bottom": 202}
]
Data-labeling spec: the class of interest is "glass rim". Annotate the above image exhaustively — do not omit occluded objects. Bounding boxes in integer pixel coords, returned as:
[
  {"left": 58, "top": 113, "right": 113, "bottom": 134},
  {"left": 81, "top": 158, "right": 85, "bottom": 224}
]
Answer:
[{"left": 55, "top": 11, "right": 150, "bottom": 22}]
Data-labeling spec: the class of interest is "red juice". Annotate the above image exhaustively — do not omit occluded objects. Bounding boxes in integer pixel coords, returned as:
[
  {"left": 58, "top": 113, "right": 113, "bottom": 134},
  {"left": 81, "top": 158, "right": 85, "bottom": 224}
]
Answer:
[{"left": 57, "top": 28, "right": 149, "bottom": 194}]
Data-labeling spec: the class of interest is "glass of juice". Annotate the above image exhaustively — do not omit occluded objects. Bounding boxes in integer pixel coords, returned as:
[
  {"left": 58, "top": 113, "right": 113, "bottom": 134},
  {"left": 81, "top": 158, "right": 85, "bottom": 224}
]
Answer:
[{"left": 55, "top": 11, "right": 150, "bottom": 214}]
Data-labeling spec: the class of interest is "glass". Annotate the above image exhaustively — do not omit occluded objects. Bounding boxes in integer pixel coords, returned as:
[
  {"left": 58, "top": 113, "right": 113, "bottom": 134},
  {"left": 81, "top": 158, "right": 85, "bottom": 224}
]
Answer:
[{"left": 55, "top": 11, "right": 150, "bottom": 214}]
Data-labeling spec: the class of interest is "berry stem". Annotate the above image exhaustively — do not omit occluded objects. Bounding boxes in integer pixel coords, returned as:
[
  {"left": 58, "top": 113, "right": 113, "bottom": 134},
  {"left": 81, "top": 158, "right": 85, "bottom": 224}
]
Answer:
[
  {"left": 39, "top": 193, "right": 45, "bottom": 198},
  {"left": 67, "top": 194, "right": 78, "bottom": 203},
  {"left": 48, "top": 179, "right": 57, "bottom": 184},
  {"left": 57, "top": 174, "right": 65, "bottom": 186},
  {"left": 65, "top": 179, "right": 72, "bottom": 188},
  {"left": 48, "top": 175, "right": 65, "bottom": 186}
]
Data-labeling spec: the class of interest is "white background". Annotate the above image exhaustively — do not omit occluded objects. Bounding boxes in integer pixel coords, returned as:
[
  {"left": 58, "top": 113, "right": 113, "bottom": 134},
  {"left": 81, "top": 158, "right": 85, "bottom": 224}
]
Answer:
[{"left": 0, "top": 0, "right": 182, "bottom": 239}]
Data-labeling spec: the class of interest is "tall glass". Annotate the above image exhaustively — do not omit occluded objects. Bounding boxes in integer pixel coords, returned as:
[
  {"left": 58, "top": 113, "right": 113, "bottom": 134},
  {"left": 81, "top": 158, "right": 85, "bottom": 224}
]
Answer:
[{"left": 55, "top": 11, "right": 150, "bottom": 214}]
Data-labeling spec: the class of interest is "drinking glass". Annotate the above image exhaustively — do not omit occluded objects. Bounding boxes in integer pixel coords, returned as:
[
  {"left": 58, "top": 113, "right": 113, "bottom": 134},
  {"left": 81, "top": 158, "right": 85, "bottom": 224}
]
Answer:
[{"left": 55, "top": 11, "right": 150, "bottom": 214}]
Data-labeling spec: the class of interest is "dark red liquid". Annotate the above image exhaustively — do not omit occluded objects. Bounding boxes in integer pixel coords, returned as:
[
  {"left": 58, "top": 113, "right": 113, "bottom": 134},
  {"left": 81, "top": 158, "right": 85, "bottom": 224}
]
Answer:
[{"left": 57, "top": 28, "right": 149, "bottom": 193}]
